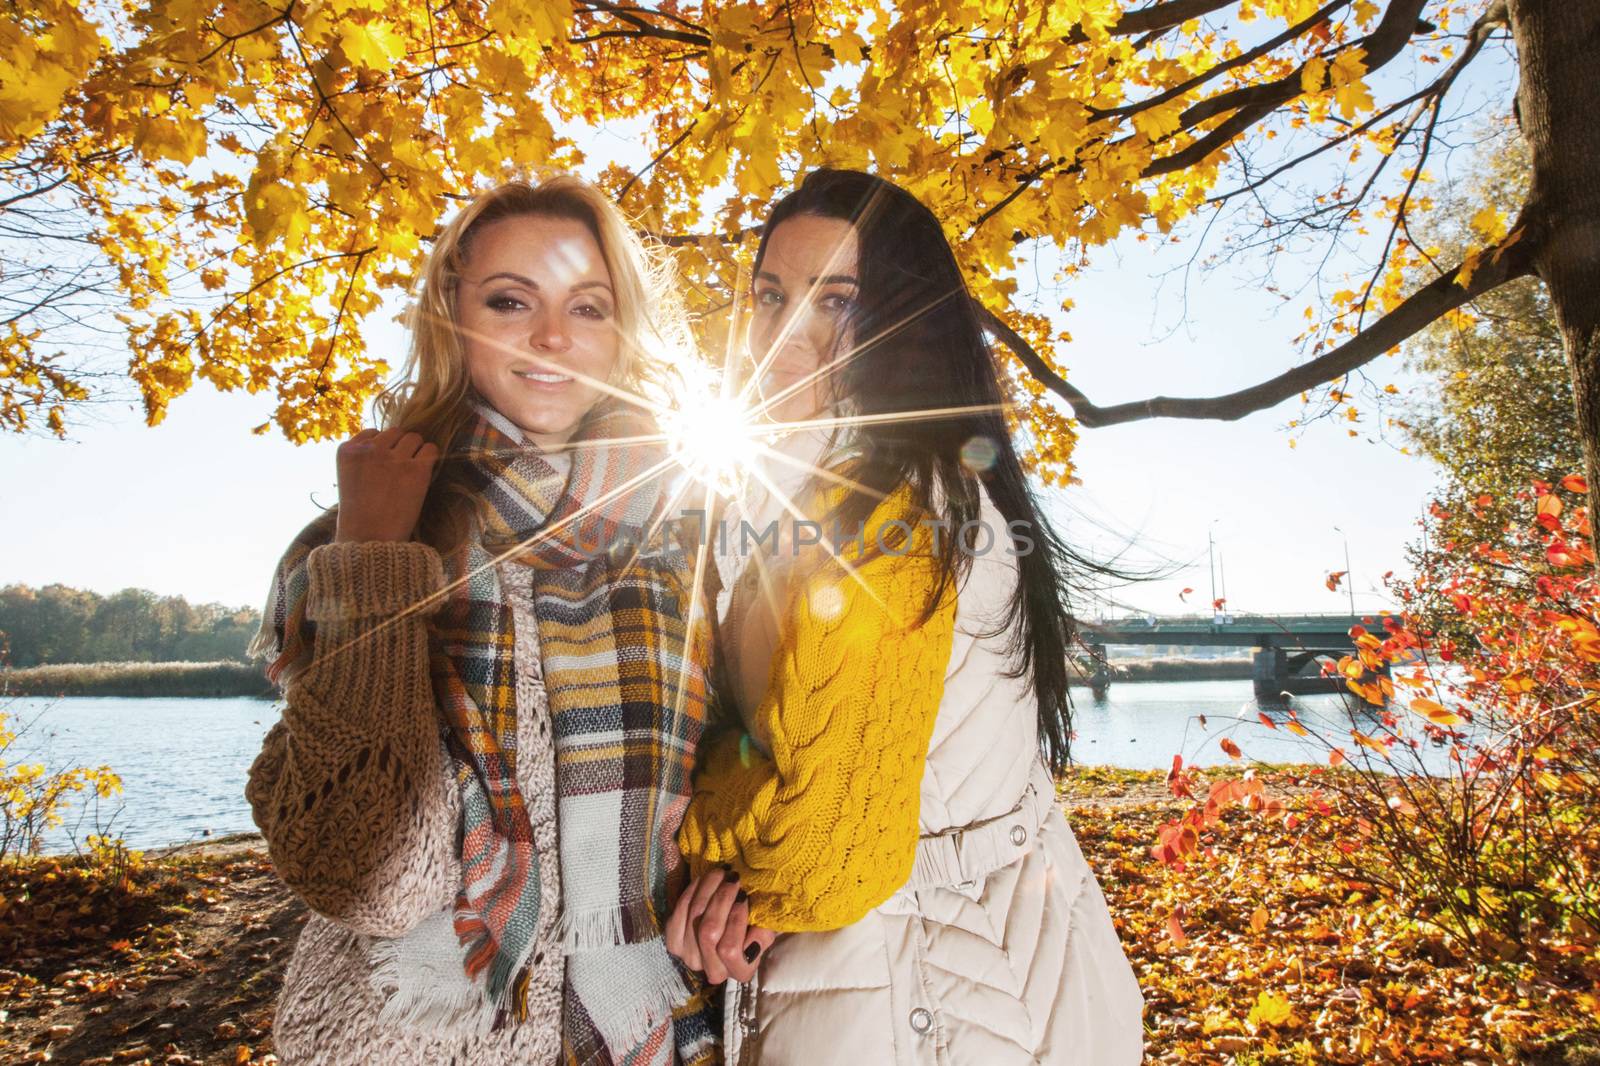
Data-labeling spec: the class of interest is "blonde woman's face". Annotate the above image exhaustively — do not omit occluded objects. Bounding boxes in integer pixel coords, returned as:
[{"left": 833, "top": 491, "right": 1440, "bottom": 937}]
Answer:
[{"left": 455, "top": 214, "right": 621, "bottom": 450}]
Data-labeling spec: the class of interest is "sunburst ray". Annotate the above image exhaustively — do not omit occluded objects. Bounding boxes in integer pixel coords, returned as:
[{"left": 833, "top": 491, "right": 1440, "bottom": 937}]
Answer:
[
  {"left": 303, "top": 452, "right": 681, "bottom": 677},
  {"left": 306, "top": 209, "right": 1005, "bottom": 690}
]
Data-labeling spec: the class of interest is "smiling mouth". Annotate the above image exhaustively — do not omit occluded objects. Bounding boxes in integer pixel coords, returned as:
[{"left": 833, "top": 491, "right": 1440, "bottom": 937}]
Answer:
[{"left": 513, "top": 369, "right": 574, "bottom": 385}]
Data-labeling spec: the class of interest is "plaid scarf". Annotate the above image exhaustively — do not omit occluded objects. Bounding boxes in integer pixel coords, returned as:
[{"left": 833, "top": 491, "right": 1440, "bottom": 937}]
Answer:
[{"left": 254, "top": 398, "right": 717, "bottom": 1060}]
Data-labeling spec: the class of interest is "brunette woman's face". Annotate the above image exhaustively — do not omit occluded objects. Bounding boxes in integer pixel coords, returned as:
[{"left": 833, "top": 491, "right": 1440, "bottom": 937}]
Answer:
[
  {"left": 455, "top": 214, "right": 620, "bottom": 450},
  {"left": 749, "top": 215, "right": 859, "bottom": 424}
]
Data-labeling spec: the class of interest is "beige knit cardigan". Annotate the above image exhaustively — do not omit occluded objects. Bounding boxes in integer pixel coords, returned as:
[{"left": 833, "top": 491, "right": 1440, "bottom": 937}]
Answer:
[{"left": 245, "top": 540, "right": 574, "bottom": 1065}]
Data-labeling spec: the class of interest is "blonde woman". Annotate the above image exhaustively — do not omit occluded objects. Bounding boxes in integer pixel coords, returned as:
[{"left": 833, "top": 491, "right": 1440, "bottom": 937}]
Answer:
[{"left": 247, "top": 176, "right": 720, "bottom": 1065}]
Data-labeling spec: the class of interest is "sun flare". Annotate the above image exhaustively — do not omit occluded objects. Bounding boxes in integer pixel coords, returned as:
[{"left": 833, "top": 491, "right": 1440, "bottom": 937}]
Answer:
[{"left": 661, "top": 370, "right": 763, "bottom": 499}]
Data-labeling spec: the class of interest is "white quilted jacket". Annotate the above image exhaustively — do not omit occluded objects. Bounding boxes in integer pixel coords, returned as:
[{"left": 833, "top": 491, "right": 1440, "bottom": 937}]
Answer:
[{"left": 714, "top": 448, "right": 1146, "bottom": 1065}]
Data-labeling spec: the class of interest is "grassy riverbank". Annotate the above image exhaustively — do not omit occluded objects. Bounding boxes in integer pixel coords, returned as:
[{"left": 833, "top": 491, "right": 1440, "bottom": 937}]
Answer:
[
  {"left": 0, "top": 661, "right": 272, "bottom": 699},
  {"left": 2, "top": 768, "right": 1594, "bottom": 1064}
]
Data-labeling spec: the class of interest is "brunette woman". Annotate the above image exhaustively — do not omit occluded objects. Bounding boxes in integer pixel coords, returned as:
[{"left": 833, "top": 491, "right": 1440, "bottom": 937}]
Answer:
[{"left": 668, "top": 168, "right": 1144, "bottom": 1064}]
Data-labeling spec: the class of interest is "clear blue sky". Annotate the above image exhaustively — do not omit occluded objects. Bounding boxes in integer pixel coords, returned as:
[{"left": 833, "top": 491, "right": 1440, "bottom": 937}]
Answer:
[{"left": 0, "top": 49, "right": 1517, "bottom": 619}]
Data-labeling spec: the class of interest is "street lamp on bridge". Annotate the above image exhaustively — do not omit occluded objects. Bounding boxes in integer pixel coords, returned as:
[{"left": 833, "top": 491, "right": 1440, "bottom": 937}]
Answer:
[{"left": 1333, "top": 525, "right": 1356, "bottom": 616}]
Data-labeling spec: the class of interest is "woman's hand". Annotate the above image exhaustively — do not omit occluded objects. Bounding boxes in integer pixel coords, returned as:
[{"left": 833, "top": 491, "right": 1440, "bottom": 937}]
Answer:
[
  {"left": 333, "top": 428, "right": 440, "bottom": 544},
  {"left": 665, "top": 867, "right": 777, "bottom": 984}
]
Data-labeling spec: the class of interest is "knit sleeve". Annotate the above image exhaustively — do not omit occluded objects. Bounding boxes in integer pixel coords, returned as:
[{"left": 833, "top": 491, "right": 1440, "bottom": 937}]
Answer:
[
  {"left": 245, "top": 540, "right": 460, "bottom": 937},
  {"left": 677, "top": 489, "right": 957, "bottom": 931}
]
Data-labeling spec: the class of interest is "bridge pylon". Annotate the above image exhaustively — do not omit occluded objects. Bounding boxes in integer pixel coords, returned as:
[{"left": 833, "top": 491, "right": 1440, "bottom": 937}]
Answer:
[
  {"left": 1089, "top": 643, "right": 1110, "bottom": 698},
  {"left": 1252, "top": 644, "right": 1288, "bottom": 702}
]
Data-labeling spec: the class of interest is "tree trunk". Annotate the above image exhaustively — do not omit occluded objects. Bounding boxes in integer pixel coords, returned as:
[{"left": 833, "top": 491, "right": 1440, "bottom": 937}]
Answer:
[{"left": 1508, "top": 0, "right": 1600, "bottom": 551}]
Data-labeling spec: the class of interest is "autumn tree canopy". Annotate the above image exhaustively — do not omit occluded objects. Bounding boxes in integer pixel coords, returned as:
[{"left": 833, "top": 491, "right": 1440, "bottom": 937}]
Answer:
[
  {"left": 2, "top": 0, "right": 1593, "bottom": 498},
  {"left": 1398, "top": 130, "right": 1577, "bottom": 560}
]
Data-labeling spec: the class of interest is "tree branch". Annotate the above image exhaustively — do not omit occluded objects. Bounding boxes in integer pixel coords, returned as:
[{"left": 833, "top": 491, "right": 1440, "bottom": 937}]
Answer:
[
  {"left": 1062, "top": 0, "right": 1237, "bottom": 44},
  {"left": 980, "top": 225, "right": 1538, "bottom": 427},
  {"left": 645, "top": 226, "right": 759, "bottom": 246},
  {"left": 571, "top": 0, "right": 711, "bottom": 47},
  {"left": 972, "top": 0, "right": 1433, "bottom": 226},
  {"left": 1093, "top": 0, "right": 1351, "bottom": 122},
  {"left": 1180, "top": 0, "right": 1427, "bottom": 132},
  {"left": 619, "top": 121, "right": 699, "bottom": 199},
  {"left": 1142, "top": 0, "right": 1430, "bottom": 177}
]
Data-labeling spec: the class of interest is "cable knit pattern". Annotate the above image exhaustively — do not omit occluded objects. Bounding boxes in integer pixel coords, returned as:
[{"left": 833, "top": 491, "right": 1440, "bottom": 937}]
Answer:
[
  {"left": 678, "top": 486, "right": 957, "bottom": 931},
  {"left": 689, "top": 483, "right": 1144, "bottom": 1065},
  {"left": 247, "top": 545, "right": 571, "bottom": 1065}
]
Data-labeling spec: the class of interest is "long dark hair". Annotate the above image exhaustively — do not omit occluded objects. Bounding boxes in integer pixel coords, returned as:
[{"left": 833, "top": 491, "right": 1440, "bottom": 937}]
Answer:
[{"left": 754, "top": 167, "right": 1081, "bottom": 772}]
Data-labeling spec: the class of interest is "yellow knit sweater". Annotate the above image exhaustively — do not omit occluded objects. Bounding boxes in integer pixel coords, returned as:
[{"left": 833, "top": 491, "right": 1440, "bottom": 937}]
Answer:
[{"left": 678, "top": 486, "right": 958, "bottom": 931}]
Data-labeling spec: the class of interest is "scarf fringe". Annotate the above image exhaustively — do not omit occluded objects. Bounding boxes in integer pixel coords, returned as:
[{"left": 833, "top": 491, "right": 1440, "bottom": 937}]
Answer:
[
  {"left": 558, "top": 902, "right": 654, "bottom": 952},
  {"left": 244, "top": 624, "right": 275, "bottom": 663},
  {"left": 365, "top": 910, "right": 547, "bottom": 1039},
  {"left": 368, "top": 943, "right": 497, "bottom": 1038},
  {"left": 576, "top": 951, "right": 694, "bottom": 1056}
]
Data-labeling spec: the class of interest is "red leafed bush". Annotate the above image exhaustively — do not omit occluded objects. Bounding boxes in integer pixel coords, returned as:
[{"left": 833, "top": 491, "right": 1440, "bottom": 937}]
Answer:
[{"left": 1154, "top": 475, "right": 1600, "bottom": 970}]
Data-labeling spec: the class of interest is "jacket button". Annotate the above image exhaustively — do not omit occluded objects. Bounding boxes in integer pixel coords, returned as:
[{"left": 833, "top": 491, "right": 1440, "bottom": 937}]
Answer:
[
  {"left": 909, "top": 1007, "right": 933, "bottom": 1034},
  {"left": 1009, "top": 824, "right": 1028, "bottom": 846}
]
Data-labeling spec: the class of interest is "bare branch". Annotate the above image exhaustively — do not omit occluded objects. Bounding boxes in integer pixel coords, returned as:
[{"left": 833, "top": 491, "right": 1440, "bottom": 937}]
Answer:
[
  {"left": 619, "top": 121, "right": 700, "bottom": 199},
  {"left": 645, "top": 227, "right": 759, "bottom": 247},
  {"left": 1206, "top": 0, "right": 1507, "bottom": 202},
  {"left": 981, "top": 223, "right": 1538, "bottom": 427},
  {"left": 0, "top": 173, "right": 72, "bottom": 211}
]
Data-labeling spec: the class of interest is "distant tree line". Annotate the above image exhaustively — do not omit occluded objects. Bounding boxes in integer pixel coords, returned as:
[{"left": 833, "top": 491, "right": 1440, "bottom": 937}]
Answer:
[{"left": 0, "top": 585, "right": 259, "bottom": 668}]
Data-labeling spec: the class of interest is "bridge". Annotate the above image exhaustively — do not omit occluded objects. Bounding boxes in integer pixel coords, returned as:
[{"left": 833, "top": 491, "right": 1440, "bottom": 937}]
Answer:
[{"left": 1080, "top": 613, "right": 1375, "bottom": 700}]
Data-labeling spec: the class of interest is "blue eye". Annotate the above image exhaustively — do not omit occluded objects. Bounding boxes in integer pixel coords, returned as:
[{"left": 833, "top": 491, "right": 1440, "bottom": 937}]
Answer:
[{"left": 754, "top": 289, "right": 783, "bottom": 308}]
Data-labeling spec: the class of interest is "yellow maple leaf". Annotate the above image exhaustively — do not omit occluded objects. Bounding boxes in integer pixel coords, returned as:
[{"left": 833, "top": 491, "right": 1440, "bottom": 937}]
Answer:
[
  {"left": 1469, "top": 204, "right": 1509, "bottom": 242},
  {"left": 1131, "top": 100, "right": 1184, "bottom": 141},
  {"left": 339, "top": 20, "right": 406, "bottom": 73},
  {"left": 1329, "top": 48, "right": 1373, "bottom": 118},
  {"left": 1247, "top": 990, "right": 1294, "bottom": 1028},
  {"left": 133, "top": 114, "right": 207, "bottom": 164},
  {"left": 1299, "top": 56, "right": 1327, "bottom": 94},
  {"left": 0, "top": 1, "right": 102, "bottom": 141}
]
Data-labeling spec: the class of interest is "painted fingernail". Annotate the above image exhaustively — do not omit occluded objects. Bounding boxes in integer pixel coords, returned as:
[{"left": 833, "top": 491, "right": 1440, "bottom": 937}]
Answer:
[
  {"left": 735, "top": 889, "right": 748, "bottom": 904},
  {"left": 725, "top": 869, "right": 740, "bottom": 882},
  {"left": 744, "top": 942, "right": 761, "bottom": 964}
]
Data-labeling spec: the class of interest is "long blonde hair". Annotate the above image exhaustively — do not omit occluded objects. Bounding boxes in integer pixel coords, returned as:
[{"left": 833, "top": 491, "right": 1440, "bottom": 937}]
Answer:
[{"left": 373, "top": 174, "right": 689, "bottom": 552}]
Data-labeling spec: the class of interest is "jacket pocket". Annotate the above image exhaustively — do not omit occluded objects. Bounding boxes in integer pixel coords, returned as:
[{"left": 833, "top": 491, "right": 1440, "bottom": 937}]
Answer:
[
  {"left": 736, "top": 914, "right": 901, "bottom": 1066},
  {"left": 758, "top": 911, "right": 893, "bottom": 992}
]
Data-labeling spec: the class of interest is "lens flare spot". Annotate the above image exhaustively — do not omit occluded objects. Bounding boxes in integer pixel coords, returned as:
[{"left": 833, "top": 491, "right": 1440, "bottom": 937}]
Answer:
[
  {"left": 808, "top": 583, "right": 845, "bottom": 621},
  {"left": 960, "top": 435, "right": 998, "bottom": 473}
]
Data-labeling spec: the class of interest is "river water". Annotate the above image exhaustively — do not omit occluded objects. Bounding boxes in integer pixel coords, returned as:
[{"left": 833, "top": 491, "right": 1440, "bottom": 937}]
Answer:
[{"left": 3, "top": 681, "right": 1455, "bottom": 853}]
